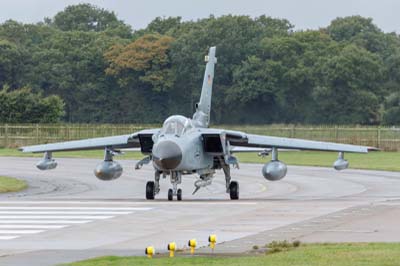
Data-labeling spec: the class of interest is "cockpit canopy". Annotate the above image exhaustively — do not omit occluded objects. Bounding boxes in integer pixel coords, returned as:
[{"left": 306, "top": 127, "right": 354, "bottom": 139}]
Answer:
[{"left": 161, "top": 115, "right": 193, "bottom": 137}]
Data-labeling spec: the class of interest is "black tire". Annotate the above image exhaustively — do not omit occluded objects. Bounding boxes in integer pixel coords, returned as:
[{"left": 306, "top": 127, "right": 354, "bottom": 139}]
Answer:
[
  {"left": 168, "top": 189, "right": 173, "bottom": 201},
  {"left": 229, "top": 181, "right": 239, "bottom": 200},
  {"left": 177, "top": 189, "right": 182, "bottom": 201},
  {"left": 146, "top": 181, "right": 155, "bottom": 200}
]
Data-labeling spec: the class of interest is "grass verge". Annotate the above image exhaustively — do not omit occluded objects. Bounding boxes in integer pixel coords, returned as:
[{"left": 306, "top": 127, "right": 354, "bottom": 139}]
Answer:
[
  {"left": 65, "top": 243, "right": 400, "bottom": 266},
  {"left": 236, "top": 151, "right": 400, "bottom": 172},
  {"left": 0, "top": 176, "right": 27, "bottom": 193},
  {"left": 0, "top": 148, "right": 398, "bottom": 172}
]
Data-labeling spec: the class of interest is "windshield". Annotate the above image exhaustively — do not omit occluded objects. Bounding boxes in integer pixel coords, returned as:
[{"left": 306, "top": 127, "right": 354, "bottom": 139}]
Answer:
[{"left": 161, "top": 115, "right": 193, "bottom": 136}]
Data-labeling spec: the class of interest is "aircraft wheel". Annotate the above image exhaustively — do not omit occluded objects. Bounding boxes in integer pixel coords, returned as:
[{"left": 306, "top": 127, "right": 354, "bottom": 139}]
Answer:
[
  {"left": 229, "top": 181, "right": 239, "bottom": 200},
  {"left": 168, "top": 189, "right": 173, "bottom": 201},
  {"left": 146, "top": 181, "right": 155, "bottom": 200},
  {"left": 177, "top": 189, "right": 182, "bottom": 201}
]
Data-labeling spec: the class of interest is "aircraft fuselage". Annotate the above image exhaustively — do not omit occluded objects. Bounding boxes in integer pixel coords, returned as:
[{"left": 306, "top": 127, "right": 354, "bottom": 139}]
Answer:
[{"left": 152, "top": 116, "right": 214, "bottom": 173}]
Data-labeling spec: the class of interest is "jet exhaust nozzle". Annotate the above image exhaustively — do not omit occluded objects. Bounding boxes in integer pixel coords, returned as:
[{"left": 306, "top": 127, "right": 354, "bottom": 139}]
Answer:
[
  {"left": 262, "top": 160, "right": 287, "bottom": 181},
  {"left": 94, "top": 160, "right": 123, "bottom": 181}
]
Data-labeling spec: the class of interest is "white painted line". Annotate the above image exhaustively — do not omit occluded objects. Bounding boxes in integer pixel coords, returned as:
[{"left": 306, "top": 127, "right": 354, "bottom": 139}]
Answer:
[
  {"left": 0, "top": 225, "right": 67, "bottom": 229},
  {"left": 0, "top": 215, "right": 114, "bottom": 219},
  {"left": 0, "top": 230, "right": 44, "bottom": 234},
  {"left": 0, "top": 207, "right": 151, "bottom": 211},
  {"left": 0, "top": 236, "right": 19, "bottom": 240},
  {"left": 0, "top": 211, "right": 132, "bottom": 215},
  {"left": 0, "top": 220, "right": 90, "bottom": 224},
  {"left": 0, "top": 200, "right": 256, "bottom": 205}
]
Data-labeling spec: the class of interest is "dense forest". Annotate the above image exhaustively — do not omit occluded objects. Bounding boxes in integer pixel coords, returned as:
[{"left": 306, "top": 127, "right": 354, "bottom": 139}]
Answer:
[{"left": 0, "top": 3, "right": 399, "bottom": 125}]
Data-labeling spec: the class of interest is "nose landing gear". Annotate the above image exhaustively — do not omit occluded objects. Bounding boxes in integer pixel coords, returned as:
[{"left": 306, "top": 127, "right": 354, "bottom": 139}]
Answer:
[
  {"left": 167, "top": 188, "right": 182, "bottom": 201},
  {"left": 168, "top": 172, "right": 182, "bottom": 201}
]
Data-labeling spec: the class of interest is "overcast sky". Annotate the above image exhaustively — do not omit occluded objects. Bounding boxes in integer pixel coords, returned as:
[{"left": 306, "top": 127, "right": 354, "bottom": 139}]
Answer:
[{"left": 0, "top": 0, "right": 399, "bottom": 32}]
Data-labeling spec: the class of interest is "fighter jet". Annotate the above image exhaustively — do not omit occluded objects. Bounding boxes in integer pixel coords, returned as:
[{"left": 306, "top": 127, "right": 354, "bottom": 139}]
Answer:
[{"left": 20, "top": 47, "right": 374, "bottom": 201}]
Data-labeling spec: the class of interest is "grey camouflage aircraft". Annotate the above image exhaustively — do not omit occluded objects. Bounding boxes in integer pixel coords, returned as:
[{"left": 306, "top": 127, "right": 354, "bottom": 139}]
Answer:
[{"left": 20, "top": 47, "right": 374, "bottom": 201}]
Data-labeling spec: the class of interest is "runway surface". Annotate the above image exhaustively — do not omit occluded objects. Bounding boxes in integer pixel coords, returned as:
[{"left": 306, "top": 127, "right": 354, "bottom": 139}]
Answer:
[{"left": 0, "top": 156, "right": 399, "bottom": 265}]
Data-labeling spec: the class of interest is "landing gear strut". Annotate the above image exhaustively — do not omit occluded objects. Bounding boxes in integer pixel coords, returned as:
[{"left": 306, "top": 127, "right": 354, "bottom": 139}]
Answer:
[{"left": 220, "top": 157, "right": 240, "bottom": 200}]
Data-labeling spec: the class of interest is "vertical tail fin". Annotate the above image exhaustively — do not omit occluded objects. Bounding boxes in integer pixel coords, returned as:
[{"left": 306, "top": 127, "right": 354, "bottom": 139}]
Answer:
[{"left": 193, "top": 46, "right": 217, "bottom": 127}]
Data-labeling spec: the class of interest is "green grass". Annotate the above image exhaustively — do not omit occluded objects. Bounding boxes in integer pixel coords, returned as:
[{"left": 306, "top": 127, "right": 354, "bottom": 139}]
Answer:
[
  {"left": 0, "top": 176, "right": 27, "bottom": 193},
  {"left": 236, "top": 151, "right": 400, "bottom": 172},
  {"left": 65, "top": 243, "right": 400, "bottom": 266},
  {"left": 0, "top": 148, "right": 144, "bottom": 160},
  {"left": 2, "top": 148, "right": 398, "bottom": 171}
]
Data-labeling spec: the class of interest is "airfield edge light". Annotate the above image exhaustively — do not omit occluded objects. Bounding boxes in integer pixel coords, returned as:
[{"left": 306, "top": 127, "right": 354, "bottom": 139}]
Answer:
[
  {"left": 168, "top": 242, "right": 176, "bottom": 257},
  {"left": 209, "top": 234, "right": 217, "bottom": 251},
  {"left": 188, "top": 239, "right": 197, "bottom": 255},
  {"left": 145, "top": 246, "right": 155, "bottom": 258}
]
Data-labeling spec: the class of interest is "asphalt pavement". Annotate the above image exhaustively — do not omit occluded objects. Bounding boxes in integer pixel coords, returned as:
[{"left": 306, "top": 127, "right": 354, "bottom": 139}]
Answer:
[{"left": 0, "top": 156, "right": 399, "bottom": 265}]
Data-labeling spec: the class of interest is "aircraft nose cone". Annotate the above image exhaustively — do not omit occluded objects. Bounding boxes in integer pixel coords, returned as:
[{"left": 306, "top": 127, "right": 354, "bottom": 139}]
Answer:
[{"left": 153, "top": 141, "right": 182, "bottom": 170}]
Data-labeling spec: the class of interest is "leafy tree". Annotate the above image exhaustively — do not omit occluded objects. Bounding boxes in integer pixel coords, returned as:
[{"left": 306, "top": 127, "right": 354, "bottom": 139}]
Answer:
[
  {"left": 0, "top": 6, "right": 399, "bottom": 125},
  {"left": 47, "top": 3, "right": 132, "bottom": 37},
  {"left": 0, "top": 39, "right": 27, "bottom": 89},
  {"left": 105, "top": 34, "right": 175, "bottom": 92},
  {"left": 104, "top": 34, "right": 175, "bottom": 121},
  {"left": 145, "top": 17, "right": 182, "bottom": 35},
  {"left": 228, "top": 56, "right": 284, "bottom": 123},
  {"left": 25, "top": 29, "right": 126, "bottom": 122},
  {"left": 327, "top": 16, "right": 386, "bottom": 53},
  {"left": 383, "top": 92, "right": 400, "bottom": 125},
  {"left": 312, "top": 45, "right": 384, "bottom": 124},
  {"left": 169, "top": 15, "right": 293, "bottom": 122}
]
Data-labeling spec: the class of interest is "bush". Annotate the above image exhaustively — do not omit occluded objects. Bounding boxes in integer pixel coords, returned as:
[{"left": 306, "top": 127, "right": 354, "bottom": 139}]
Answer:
[
  {"left": 266, "top": 240, "right": 301, "bottom": 254},
  {"left": 0, "top": 87, "right": 65, "bottom": 123}
]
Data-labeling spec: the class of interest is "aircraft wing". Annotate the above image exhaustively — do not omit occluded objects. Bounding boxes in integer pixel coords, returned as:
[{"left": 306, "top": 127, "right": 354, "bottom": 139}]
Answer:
[
  {"left": 20, "top": 129, "right": 159, "bottom": 153},
  {"left": 203, "top": 129, "right": 373, "bottom": 153}
]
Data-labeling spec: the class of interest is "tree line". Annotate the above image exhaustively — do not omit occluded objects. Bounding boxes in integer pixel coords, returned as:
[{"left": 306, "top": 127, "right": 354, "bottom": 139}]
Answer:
[{"left": 0, "top": 3, "right": 399, "bottom": 124}]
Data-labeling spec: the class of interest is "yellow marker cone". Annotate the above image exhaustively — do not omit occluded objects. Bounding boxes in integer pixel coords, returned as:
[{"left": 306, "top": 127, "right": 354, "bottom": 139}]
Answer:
[
  {"left": 145, "top": 246, "right": 155, "bottom": 258},
  {"left": 168, "top": 242, "right": 176, "bottom": 258},
  {"left": 209, "top": 234, "right": 217, "bottom": 251},
  {"left": 188, "top": 239, "right": 197, "bottom": 255}
]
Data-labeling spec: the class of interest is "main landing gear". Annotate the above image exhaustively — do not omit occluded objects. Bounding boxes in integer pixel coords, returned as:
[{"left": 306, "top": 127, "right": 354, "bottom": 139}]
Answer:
[
  {"left": 145, "top": 171, "right": 161, "bottom": 200},
  {"left": 146, "top": 181, "right": 155, "bottom": 200},
  {"left": 220, "top": 157, "right": 239, "bottom": 200},
  {"left": 229, "top": 181, "right": 239, "bottom": 200}
]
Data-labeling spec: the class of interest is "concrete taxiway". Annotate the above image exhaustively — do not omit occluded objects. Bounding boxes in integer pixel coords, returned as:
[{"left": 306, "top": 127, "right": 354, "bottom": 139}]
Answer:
[{"left": 0, "top": 156, "right": 399, "bottom": 265}]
